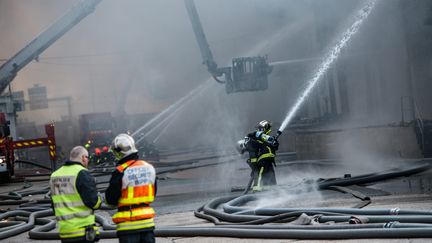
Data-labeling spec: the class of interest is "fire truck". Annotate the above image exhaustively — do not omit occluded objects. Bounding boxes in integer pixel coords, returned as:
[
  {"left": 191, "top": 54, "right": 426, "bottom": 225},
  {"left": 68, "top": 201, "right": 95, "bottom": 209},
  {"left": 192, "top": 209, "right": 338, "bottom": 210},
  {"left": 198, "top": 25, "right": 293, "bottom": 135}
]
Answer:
[
  {"left": 0, "top": 0, "right": 101, "bottom": 180},
  {"left": 0, "top": 113, "right": 56, "bottom": 182}
]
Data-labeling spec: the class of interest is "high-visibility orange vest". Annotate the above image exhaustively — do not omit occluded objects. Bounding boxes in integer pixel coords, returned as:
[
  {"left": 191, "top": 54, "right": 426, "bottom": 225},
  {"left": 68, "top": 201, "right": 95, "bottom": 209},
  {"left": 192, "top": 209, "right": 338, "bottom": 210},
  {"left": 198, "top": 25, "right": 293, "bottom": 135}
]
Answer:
[{"left": 112, "top": 160, "right": 156, "bottom": 231}]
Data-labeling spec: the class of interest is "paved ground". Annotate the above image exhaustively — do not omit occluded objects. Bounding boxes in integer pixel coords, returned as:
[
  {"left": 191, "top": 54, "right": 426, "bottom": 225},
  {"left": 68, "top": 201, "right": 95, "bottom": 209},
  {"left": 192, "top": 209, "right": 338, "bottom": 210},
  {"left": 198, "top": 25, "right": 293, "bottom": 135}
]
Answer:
[{"left": 2, "top": 155, "right": 432, "bottom": 242}]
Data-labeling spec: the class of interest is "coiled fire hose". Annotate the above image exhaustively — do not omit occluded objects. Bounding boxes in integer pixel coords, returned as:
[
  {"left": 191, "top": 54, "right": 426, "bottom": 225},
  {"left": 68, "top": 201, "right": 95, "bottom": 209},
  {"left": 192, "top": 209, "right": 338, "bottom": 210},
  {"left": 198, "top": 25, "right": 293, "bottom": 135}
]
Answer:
[{"left": 0, "top": 162, "right": 431, "bottom": 240}]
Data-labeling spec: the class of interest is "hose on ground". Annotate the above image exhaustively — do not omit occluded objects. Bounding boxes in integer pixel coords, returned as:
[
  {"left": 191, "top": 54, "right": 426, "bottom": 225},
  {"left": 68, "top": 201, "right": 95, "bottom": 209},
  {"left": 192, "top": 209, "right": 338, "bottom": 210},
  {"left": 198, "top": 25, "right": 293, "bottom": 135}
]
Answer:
[
  {"left": 242, "top": 176, "right": 253, "bottom": 195},
  {"left": 317, "top": 163, "right": 431, "bottom": 189},
  {"left": 2, "top": 161, "right": 432, "bottom": 240},
  {"left": 14, "top": 160, "right": 52, "bottom": 171}
]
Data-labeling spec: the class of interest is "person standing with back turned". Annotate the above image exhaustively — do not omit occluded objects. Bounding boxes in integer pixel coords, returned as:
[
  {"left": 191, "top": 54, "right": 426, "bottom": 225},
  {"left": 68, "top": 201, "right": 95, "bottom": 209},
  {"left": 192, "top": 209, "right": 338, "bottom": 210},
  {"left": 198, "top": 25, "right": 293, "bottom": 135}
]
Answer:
[
  {"left": 105, "top": 133, "right": 157, "bottom": 243},
  {"left": 50, "top": 146, "right": 101, "bottom": 243}
]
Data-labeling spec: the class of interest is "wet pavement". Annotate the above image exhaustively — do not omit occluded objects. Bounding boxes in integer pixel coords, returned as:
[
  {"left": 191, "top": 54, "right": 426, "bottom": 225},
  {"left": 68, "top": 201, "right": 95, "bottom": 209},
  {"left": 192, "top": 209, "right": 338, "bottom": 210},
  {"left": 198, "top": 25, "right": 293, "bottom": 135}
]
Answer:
[{"left": 2, "top": 154, "right": 432, "bottom": 242}]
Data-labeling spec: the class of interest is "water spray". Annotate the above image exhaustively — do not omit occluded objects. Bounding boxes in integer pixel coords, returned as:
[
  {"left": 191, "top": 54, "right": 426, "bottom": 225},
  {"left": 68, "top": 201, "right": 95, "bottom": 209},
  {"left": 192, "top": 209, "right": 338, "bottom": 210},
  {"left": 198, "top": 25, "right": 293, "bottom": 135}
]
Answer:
[
  {"left": 269, "top": 57, "right": 322, "bottom": 67},
  {"left": 152, "top": 113, "right": 179, "bottom": 143},
  {"left": 131, "top": 81, "right": 210, "bottom": 138},
  {"left": 132, "top": 19, "right": 307, "bottom": 143},
  {"left": 136, "top": 99, "right": 187, "bottom": 145},
  {"left": 277, "top": 0, "right": 376, "bottom": 134}
]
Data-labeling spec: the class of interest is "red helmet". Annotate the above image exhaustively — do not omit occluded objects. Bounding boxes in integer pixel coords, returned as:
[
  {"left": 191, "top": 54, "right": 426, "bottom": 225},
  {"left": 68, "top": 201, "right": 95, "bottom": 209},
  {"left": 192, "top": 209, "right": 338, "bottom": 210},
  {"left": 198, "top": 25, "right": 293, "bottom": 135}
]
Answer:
[
  {"left": 102, "top": 146, "right": 109, "bottom": 152},
  {"left": 95, "top": 148, "right": 101, "bottom": 156}
]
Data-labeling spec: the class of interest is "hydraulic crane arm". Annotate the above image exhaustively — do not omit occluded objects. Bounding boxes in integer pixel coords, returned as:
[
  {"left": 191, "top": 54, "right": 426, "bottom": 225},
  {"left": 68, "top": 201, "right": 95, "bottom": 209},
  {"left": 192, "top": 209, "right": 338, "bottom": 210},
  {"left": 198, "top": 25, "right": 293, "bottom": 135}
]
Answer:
[
  {"left": 184, "top": 0, "right": 227, "bottom": 83},
  {"left": 0, "top": 0, "right": 102, "bottom": 94},
  {"left": 184, "top": 0, "right": 272, "bottom": 93}
]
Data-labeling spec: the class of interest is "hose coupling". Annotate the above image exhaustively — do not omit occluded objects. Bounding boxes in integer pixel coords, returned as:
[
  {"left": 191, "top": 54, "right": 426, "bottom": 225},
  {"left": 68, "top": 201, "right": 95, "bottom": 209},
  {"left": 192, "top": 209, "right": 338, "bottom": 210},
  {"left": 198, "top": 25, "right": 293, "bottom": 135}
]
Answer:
[
  {"left": 312, "top": 215, "right": 322, "bottom": 223},
  {"left": 389, "top": 208, "right": 400, "bottom": 215},
  {"left": 383, "top": 221, "right": 399, "bottom": 228}
]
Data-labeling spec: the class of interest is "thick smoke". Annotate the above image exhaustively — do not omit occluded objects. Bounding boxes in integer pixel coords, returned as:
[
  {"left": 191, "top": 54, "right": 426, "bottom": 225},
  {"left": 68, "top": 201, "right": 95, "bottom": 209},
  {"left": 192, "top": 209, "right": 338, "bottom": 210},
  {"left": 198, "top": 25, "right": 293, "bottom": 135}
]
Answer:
[{"left": 1, "top": 0, "right": 431, "bottom": 170}]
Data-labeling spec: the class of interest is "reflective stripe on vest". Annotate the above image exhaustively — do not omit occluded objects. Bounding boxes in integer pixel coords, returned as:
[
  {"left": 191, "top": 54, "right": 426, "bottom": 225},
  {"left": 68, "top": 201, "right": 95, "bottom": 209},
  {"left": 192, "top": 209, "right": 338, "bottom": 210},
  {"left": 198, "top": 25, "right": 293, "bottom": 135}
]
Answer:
[
  {"left": 60, "top": 225, "right": 99, "bottom": 239},
  {"left": 116, "top": 160, "right": 137, "bottom": 173},
  {"left": 56, "top": 210, "right": 93, "bottom": 221},
  {"left": 116, "top": 218, "right": 155, "bottom": 232},
  {"left": 50, "top": 164, "right": 96, "bottom": 238},
  {"left": 112, "top": 160, "right": 156, "bottom": 228},
  {"left": 53, "top": 201, "right": 87, "bottom": 208},
  {"left": 59, "top": 228, "right": 86, "bottom": 239},
  {"left": 119, "top": 184, "right": 154, "bottom": 206},
  {"left": 112, "top": 207, "right": 155, "bottom": 224}
]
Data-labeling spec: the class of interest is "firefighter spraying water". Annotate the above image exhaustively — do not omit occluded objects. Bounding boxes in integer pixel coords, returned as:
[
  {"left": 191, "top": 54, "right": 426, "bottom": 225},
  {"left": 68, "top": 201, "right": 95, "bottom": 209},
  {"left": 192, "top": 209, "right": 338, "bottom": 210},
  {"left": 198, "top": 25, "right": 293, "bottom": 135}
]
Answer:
[
  {"left": 236, "top": 0, "right": 376, "bottom": 193},
  {"left": 237, "top": 120, "right": 281, "bottom": 192}
]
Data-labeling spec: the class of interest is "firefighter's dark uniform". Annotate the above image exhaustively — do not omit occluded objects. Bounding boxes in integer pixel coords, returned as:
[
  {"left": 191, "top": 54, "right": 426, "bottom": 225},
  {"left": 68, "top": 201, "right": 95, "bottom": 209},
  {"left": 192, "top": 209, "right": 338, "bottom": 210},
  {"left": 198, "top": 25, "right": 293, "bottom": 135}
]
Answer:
[
  {"left": 50, "top": 161, "right": 101, "bottom": 243},
  {"left": 105, "top": 153, "right": 157, "bottom": 243},
  {"left": 246, "top": 130, "right": 279, "bottom": 191}
]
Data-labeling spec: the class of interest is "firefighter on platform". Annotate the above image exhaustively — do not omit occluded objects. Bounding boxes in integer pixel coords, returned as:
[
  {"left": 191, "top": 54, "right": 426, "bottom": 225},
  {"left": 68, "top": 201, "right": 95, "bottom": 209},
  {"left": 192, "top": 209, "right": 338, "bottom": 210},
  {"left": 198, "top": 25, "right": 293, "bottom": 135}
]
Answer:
[
  {"left": 105, "top": 133, "right": 157, "bottom": 243},
  {"left": 49, "top": 146, "right": 101, "bottom": 243},
  {"left": 238, "top": 120, "right": 281, "bottom": 192}
]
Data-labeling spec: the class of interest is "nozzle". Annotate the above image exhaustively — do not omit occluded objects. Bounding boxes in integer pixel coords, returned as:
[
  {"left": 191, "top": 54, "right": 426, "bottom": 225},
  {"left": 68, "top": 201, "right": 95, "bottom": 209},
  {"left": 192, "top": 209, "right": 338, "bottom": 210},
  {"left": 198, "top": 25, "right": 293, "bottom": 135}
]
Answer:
[{"left": 275, "top": 130, "right": 282, "bottom": 139}]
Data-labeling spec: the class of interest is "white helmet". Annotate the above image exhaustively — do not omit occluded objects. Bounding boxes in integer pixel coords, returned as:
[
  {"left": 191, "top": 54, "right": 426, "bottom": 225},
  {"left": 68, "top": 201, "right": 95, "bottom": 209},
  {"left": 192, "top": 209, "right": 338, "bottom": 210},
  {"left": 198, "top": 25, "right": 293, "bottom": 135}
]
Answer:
[
  {"left": 257, "top": 120, "right": 272, "bottom": 134},
  {"left": 111, "top": 133, "right": 138, "bottom": 160}
]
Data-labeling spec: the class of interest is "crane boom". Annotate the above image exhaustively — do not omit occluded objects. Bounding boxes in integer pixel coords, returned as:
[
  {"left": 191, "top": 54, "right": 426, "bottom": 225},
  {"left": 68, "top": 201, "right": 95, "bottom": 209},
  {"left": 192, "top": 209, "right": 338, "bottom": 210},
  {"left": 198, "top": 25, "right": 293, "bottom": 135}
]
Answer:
[
  {"left": 184, "top": 0, "right": 219, "bottom": 77},
  {"left": 184, "top": 0, "right": 272, "bottom": 93},
  {"left": 0, "top": 0, "right": 102, "bottom": 94}
]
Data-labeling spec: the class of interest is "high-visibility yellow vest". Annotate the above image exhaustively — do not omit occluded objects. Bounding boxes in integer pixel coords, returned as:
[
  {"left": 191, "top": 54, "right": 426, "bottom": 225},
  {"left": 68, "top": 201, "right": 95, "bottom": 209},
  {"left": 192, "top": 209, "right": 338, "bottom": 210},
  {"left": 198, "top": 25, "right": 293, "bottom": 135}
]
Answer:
[
  {"left": 50, "top": 164, "right": 98, "bottom": 239},
  {"left": 112, "top": 160, "right": 156, "bottom": 232}
]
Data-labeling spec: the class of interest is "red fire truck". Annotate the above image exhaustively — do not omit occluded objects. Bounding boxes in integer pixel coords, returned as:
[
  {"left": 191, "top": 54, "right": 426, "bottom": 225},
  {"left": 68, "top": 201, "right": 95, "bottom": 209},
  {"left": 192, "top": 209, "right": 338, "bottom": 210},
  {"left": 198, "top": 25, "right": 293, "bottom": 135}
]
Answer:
[{"left": 0, "top": 113, "right": 56, "bottom": 182}]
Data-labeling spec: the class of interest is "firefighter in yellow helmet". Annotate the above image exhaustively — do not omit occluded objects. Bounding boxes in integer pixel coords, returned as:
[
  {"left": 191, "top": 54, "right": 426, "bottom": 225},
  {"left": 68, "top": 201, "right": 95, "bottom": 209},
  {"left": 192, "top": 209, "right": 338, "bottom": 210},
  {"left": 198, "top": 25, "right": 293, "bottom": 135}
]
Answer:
[
  {"left": 105, "top": 133, "right": 157, "bottom": 243},
  {"left": 238, "top": 120, "right": 280, "bottom": 192},
  {"left": 49, "top": 146, "right": 101, "bottom": 243}
]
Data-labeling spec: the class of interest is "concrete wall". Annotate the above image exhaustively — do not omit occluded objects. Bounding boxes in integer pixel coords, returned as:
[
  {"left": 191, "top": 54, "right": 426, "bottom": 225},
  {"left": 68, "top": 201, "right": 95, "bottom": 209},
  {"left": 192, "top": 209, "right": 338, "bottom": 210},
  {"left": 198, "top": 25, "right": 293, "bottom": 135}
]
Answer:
[{"left": 295, "top": 126, "right": 422, "bottom": 160}]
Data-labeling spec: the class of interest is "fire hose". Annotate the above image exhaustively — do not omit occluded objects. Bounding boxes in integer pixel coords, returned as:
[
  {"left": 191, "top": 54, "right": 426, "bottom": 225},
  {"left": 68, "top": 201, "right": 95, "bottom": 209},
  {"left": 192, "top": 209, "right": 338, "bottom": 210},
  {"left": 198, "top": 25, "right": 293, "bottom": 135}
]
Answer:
[{"left": 0, "top": 162, "right": 432, "bottom": 240}]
